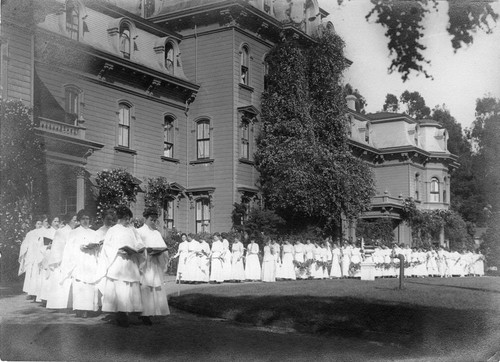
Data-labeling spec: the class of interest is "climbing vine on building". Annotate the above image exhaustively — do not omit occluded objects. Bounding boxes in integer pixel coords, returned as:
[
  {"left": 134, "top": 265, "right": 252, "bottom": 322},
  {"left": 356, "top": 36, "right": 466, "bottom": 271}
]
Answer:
[{"left": 95, "top": 169, "right": 140, "bottom": 218}]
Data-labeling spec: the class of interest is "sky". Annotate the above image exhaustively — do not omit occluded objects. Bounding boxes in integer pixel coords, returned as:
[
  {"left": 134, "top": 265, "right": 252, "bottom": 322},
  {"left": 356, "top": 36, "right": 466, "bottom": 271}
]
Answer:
[{"left": 323, "top": 0, "right": 500, "bottom": 129}]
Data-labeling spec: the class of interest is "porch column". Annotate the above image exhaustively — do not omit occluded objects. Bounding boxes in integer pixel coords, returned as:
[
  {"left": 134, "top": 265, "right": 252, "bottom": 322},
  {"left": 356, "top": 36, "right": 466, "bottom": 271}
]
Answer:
[{"left": 76, "top": 167, "right": 85, "bottom": 211}]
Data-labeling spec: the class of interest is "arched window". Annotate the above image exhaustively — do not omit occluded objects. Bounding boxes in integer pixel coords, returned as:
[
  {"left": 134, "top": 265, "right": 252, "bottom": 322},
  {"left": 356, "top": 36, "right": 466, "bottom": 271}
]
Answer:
[
  {"left": 196, "top": 198, "right": 211, "bottom": 233},
  {"left": 196, "top": 120, "right": 210, "bottom": 159},
  {"left": 119, "top": 23, "right": 131, "bottom": 59},
  {"left": 241, "top": 121, "right": 250, "bottom": 159},
  {"left": 430, "top": 177, "right": 440, "bottom": 203},
  {"left": 142, "top": 0, "right": 155, "bottom": 18},
  {"left": 240, "top": 45, "right": 249, "bottom": 85},
  {"left": 164, "top": 42, "right": 174, "bottom": 74},
  {"left": 118, "top": 103, "right": 131, "bottom": 148},
  {"left": 66, "top": 1, "right": 79, "bottom": 40},
  {"left": 163, "top": 115, "right": 174, "bottom": 158}
]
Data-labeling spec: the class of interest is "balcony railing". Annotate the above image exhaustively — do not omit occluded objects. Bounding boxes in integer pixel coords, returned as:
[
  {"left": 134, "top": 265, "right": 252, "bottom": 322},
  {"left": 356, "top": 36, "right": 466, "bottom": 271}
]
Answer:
[{"left": 37, "top": 117, "right": 86, "bottom": 139}]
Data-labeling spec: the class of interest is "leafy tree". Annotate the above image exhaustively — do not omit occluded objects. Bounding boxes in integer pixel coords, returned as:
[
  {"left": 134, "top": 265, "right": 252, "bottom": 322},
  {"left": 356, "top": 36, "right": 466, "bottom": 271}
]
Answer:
[
  {"left": 355, "top": 218, "right": 395, "bottom": 246},
  {"left": 348, "top": 0, "right": 499, "bottom": 80},
  {"left": 400, "top": 90, "right": 431, "bottom": 119},
  {"left": 144, "top": 176, "right": 175, "bottom": 213},
  {"left": 256, "top": 31, "right": 375, "bottom": 235},
  {"left": 95, "top": 169, "right": 140, "bottom": 219},
  {"left": 382, "top": 93, "right": 399, "bottom": 112},
  {"left": 480, "top": 211, "right": 500, "bottom": 267},
  {"left": 0, "top": 99, "right": 47, "bottom": 281}
]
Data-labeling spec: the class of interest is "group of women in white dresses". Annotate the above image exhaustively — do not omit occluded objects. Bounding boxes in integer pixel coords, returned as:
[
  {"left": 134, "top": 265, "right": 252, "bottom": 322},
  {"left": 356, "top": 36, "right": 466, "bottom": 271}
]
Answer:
[
  {"left": 18, "top": 206, "right": 170, "bottom": 327},
  {"left": 174, "top": 237, "right": 486, "bottom": 283}
]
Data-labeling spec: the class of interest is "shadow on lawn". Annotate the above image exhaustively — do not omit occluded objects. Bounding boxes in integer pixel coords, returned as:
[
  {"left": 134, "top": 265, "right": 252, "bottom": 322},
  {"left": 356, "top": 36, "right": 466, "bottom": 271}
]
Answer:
[
  {"left": 406, "top": 279, "right": 500, "bottom": 294},
  {"left": 169, "top": 293, "right": 500, "bottom": 353}
]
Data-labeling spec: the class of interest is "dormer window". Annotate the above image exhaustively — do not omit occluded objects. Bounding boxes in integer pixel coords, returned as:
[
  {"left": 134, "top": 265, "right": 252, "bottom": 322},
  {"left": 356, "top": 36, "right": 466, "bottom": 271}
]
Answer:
[
  {"left": 240, "top": 45, "right": 249, "bottom": 85},
  {"left": 66, "top": 1, "right": 79, "bottom": 40},
  {"left": 165, "top": 42, "right": 174, "bottom": 74},
  {"left": 142, "top": 0, "right": 155, "bottom": 18},
  {"left": 119, "top": 23, "right": 131, "bottom": 59}
]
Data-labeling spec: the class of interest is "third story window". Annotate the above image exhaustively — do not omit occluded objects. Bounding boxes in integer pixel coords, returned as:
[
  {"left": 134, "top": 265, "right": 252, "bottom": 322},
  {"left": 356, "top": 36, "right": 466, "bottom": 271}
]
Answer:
[
  {"left": 165, "top": 42, "right": 174, "bottom": 74},
  {"left": 119, "top": 23, "right": 131, "bottom": 59},
  {"left": 66, "top": 2, "right": 79, "bottom": 41},
  {"left": 240, "top": 46, "right": 249, "bottom": 85}
]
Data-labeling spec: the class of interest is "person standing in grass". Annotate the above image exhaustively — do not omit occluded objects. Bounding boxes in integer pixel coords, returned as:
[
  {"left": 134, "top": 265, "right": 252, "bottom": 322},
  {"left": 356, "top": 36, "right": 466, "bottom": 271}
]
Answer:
[
  {"left": 293, "top": 239, "right": 306, "bottom": 279},
  {"left": 198, "top": 237, "right": 211, "bottom": 283},
  {"left": 330, "top": 243, "right": 342, "bottom": 278},
  {"left": 261, "top": 239, "right": 276, "bottom": 282},
  {"left": 279, "top": 239, "right": 296, "bottom": 280},
  {"left": 137, "top": 207, "right": 170, "bottom": 325},
  {"left": 173, "top": 233, "right": 189, "bottom": 283},
  {"left": 230, "top": 236, "right": 246, "bottom": 282},
  {"left": 245, "top": 239, "right": 261, "bottom": 281},
  {"left": 18, "top": 218, "right": 44, "bottom": 299},
  {"left": 210, "top": 233, "right": 225, "bottom": 283},
  {"left": 98, "top": 205, "right": 144, "bottom": 327},
  {"left": 221, "top": 233, "right": 232, "bottom": 282}
]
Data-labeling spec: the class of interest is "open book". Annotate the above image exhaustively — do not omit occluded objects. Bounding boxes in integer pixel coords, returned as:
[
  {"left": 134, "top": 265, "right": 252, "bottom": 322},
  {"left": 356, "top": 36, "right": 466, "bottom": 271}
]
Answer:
[
  {"left": 119, "top": 246, "right": 168, "bottom": 255},
  {"left": 83, "top": 240, "right": 104, "bottom": 249},
  {"left": 43, "top": 237, "right": 53, "bottom": 246}
]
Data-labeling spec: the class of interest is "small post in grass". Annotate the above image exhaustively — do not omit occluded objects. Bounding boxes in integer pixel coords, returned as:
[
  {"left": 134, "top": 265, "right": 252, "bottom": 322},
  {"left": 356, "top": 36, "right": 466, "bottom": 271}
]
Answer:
[
  {"left": 177, "top": 272, "right": 182, "bottom": 296},
  {"left": 397, "top": 254, "right": 405, "bottom": 290}
]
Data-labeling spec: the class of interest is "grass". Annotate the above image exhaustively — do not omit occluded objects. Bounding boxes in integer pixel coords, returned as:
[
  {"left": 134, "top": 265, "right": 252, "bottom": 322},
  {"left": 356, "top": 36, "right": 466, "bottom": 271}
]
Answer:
[{"left": 169, "top": 277, "right": 500, "bottom": 355}]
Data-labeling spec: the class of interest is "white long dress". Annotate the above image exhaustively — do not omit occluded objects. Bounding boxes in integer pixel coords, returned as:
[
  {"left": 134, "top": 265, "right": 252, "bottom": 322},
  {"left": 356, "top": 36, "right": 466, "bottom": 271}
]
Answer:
[
  {"left": 62, "top": 226, "right": 100, "bottom": 311},
  {"left": 261, "top": 245, "right": 276, "bottom": 282},
  {"left": 330, "top": 247, "right": 342, "bottom": 278},
  {"left": 184, "top": 240, "right": 202, "bottom": 282},
  {"left": 36, "top": 227, "right": 57, "bottom": 301},
  {"left": 19, "top": 227, "right": 44, "bottom": 295},
  {"left": 293, "top": 243, "right": 306, "bottom": 279},
  {"left": 280, "top": 244, "right": 296, "bottom": 280},
  {"left": 350, "top": 247, "right": 362, "bottom": 278},
  {"left": 137, "top": 225, "right": 170, "bottom": 316},
  {"left": 45, "top": 225, "right": 74, "bottom": 309},
  {"left": 222, "top": 238, "right": 232, "bottom": 281},
  {"left": 341, "top": 245, "right": 352, "bottom": 278},
  {"left": 210, "top": 240, "right": 225, "bottom": 282},
  {"left": 197, "top": 241, "right": 211, "bottom": 282},
  {"left": 245, "top": 243, "right": 261, "bottom": 281},
  {"left": 98, "top": 224, "right": 144, "bottom": 313},
  {"left": 175, "top": 240, "right": 189, "bottom": 281},
  {"left": 230, "top": 241, "right": 246, "bottom": 281}
]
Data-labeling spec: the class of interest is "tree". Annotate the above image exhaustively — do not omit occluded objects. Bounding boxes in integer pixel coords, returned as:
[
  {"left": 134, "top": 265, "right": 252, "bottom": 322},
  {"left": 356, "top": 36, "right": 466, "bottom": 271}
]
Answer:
[
  {"left": 399, "top": 90, "right": 431, "bottom": 119},
  {"left": 256, "top": 31, "right": 375, "bottom": 235},
  {"left": 382, "top": 93, "right": 399, "bottom": 112},
  {"left": 0, "top": 99, "right": 47, "bottom": 281},
  {"left": 352, "top": 0, "right": 499, "bottom": 81},
  {"left": 95, "top": 169, "right": 140, "bottom": 219}
]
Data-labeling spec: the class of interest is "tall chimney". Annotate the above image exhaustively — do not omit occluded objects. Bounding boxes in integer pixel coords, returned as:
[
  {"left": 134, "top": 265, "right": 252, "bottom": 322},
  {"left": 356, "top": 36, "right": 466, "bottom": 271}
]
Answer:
[{"left": 346, "top": 94, "right": 357, "bottom": 111}]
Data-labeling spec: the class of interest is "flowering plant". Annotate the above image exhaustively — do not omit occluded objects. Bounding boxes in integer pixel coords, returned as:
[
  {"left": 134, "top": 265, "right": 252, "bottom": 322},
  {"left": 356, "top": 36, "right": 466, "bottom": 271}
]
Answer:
[{"left": 95, "top": 169, "right": 140, "bottom": 219}]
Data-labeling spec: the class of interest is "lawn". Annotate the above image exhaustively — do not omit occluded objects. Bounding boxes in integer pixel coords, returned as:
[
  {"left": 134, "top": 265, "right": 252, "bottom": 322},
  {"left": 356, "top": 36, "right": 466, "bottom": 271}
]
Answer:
[{"left": 169, "top": 277, "right": 500, "bottom": 358}]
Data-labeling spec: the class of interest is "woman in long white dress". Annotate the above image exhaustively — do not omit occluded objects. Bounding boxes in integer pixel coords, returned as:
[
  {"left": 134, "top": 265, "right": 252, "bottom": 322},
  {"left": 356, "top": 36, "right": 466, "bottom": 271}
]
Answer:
[
  {"left": 341, "top": 242, "right": 352, "bottom": 278},
  {"left": 279, "top": 240, "right": 296, "bottom": 280},
  {"left": 183, "top": 234, "right": 202, "bottom": 283},
  {"left": 330, "top": 243, "right": 342, "bottom": 278},
  {"left": 261, "top": 240, "right": 276, "bottom": 282},
  {"left": 36, "top": 216, "right": 59, "bottom": 302},
  {"left": 46, "top": 213, "right": 78, "bottom": 310},
  {"left": 210, "top": 233, "right": 225, "bottom": 283},
  {"left": 18, "top": 218, "right": 44, "bottom": 299},
  {"left": 230, "top": 237, "right": 246, "bottom": 282},
  {"left": 350, "top": 245, "right": 363, "bottom": 278},
  {"left": 174, "top": 233, "right": 189, "bottom": 283},
  {"left": 197, "top": 238, "right": 211, "bottom": 282},
  {"left": 245, "top": 239, "right": 261, "bottom": 281},
  {"left": 61, "top": 209, "right": 100, "bottom": 317},
  {"left": 304, "top": 240, "right": 315, "bottom": 278},
  {"left": 136, "top": 207, "right": 170, "bottom": 325},
  {"left": 293, "top": 239, "right": 306, "bottom": 279},
  {"left": 98, "top": 206, "right": 144, "bottom": 327},
  {"left": 221, "top": 233, "right": 232, "bottom": 282}
]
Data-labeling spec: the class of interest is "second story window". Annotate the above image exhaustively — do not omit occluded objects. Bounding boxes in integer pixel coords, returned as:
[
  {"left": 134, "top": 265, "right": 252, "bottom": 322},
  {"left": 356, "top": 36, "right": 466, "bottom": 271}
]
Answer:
[
  {"left": 165, "top": 42, "right": 174, "bottom": 74},
  {"left": 240, "top": 46, "right": 249, "bottom": 85},
  {"left": 66, "top": 1, "right": 79, "bottom": 41},
  {"left": 197, "top": 120, "right": 210, "bottom": 159},
  {"left": 241, "top": 121, "right": 250, "bottom": 159},
  {"left": 430, "top": 177, "right": 440, "bottom": 203},
  {"left": 118, "top": 103, "right": 131, "bottom": 148},
  {"left": 64, "top": 86, "right": 81, "bottom": 124},
  {"left": 119, "top": 23, "right": 131, "bottom": 59},
  {"left": 196, "top": 198, "right": 211, "bottom": 234},
  {"left": 163, "top": 116, "right": 174, "bottom": 158}
]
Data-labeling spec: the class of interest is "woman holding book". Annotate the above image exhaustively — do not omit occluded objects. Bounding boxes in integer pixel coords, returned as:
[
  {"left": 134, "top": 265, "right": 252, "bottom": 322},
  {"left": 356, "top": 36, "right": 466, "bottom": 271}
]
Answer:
[
  {"left": 35, "top": 216, "right": 60, "bottom": 302},
  {"left": 209, "top": 233, "right": 225, "bottom": 283},
  {"left": 18, "top": 218, "right": 44, "bottom": 299},
  {"left": 98, "top": 205, "right": 145, "bottom": 327},
  {"left": 136, "top": 207, "right": 170, "bottom": 325},
  {"left": 60, "top": 209, "right": 100, "bottom": 317}
]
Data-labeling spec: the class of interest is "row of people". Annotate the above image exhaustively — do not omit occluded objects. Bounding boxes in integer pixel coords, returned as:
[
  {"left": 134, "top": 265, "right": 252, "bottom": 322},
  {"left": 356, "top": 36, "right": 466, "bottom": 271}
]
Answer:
[
  {"left": 174, "top": 237, "right": 486, "bottom": 283},
  {"left": 18, "top": 206, "right": 170, "bottom": 327}
]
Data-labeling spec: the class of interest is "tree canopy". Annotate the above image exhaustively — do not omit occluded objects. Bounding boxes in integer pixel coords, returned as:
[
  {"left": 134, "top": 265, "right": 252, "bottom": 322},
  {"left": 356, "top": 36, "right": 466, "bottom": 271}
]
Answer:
[
  {"left": 341, "top": 0, "right": 499, "bottom": 81},
  {"left": 255, "top": 31, "right": 375, "bottom": 235}
]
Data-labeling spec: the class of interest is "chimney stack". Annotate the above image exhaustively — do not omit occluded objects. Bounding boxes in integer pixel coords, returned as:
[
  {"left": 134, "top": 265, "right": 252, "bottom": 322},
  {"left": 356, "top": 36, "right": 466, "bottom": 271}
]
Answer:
[{"left": 346, "top": 94, "right": 357, "bottom": 111}]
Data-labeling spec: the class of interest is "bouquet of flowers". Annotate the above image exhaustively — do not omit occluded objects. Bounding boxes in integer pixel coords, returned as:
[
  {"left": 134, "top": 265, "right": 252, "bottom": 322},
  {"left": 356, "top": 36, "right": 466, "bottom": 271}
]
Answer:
[{"left": 349, "top": 262, "right": 361, "bottom": 275}]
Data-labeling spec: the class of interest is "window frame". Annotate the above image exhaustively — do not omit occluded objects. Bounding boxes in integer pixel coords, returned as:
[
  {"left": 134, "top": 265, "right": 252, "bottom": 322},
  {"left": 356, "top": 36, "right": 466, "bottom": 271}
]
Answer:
[
  {"left": 118, "top": 102, "right": 132, "bottom": 148},
  {"left": 164, "top": 42, "right": 175, "bottom": 74},
  {"left": 163, "top": 115, "right": 175, "bottom": 158},
  {"left": 195, "top": 198, "right": 211, "bottom": 234},
  {"left": 163, "top": 198, "right": 174, "bottom": 231},
  {"left": 429, "top": 177, "right": 440, "bottom": 203},
  {"left": 66, "top": 1, "right": 80, "bottom": 41},
  {"left": 119, "top": 22, "right": 131, "bottom": 59},
  {"left": 196, "top": 120, "right": 211, "bottom": 160},
  {"left": 241, "top": 121, "right": 250, "bottom": 160},
  {"left": 240, "top": 45, "right": 249, "bottom": 86},
  {"left": 142, "top": 0, "right": 155, "bottom": 18}
]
